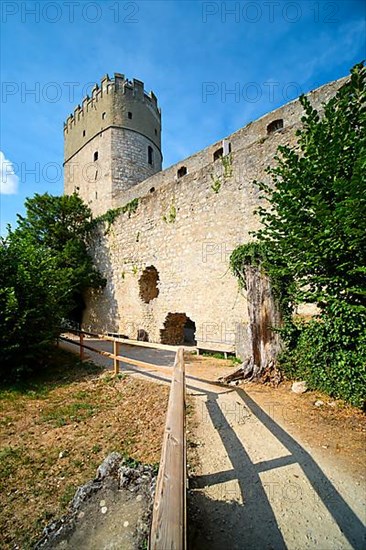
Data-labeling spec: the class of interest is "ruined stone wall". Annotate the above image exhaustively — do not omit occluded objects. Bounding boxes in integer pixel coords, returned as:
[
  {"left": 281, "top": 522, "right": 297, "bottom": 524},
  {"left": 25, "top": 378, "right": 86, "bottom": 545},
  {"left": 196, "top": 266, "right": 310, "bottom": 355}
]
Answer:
[{"left": 82, "top": 77, "right": 346, "bottom": 354}]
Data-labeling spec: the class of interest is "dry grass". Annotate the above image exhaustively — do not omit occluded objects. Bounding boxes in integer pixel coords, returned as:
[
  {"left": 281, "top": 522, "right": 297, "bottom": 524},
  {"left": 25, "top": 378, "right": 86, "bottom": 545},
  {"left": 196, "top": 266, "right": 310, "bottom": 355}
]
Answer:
[{"left": 0, "top": 349, "right": 169, "bottom": 549}]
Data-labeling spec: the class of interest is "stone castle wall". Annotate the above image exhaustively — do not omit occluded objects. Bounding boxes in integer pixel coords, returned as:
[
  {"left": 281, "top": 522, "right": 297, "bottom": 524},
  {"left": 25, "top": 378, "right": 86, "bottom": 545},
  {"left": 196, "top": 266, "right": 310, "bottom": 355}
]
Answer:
[{"left": 80, "top": 77, "right": 346, "bottom": 354}]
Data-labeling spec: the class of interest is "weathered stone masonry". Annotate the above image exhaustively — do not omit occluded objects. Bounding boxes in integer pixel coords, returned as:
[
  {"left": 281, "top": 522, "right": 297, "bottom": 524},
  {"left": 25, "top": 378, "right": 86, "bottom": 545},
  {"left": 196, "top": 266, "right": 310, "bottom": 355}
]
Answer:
[{"left": 64, "top": 73, "right": 346, "bottom": 355}]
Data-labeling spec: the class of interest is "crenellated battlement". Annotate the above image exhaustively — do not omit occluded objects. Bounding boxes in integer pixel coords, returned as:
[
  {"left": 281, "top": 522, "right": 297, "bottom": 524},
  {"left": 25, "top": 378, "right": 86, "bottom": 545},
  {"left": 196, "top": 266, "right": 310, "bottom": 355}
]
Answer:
[
  {"left": 64, "top": 71, "right": 163, "bottom": 214},
  {"left": 64, "top": 72, "right": 160, "bottom": 131}
]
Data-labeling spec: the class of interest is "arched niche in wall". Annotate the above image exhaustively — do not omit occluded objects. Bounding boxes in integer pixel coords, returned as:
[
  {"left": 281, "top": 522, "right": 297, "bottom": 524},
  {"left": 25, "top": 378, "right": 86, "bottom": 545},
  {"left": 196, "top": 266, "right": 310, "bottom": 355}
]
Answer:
[
  {"left": 160, "top": 313, "right": 196, "bottom": 345},
  {"left": 139, "top": 266, "right": 160, "bottom": 303}
]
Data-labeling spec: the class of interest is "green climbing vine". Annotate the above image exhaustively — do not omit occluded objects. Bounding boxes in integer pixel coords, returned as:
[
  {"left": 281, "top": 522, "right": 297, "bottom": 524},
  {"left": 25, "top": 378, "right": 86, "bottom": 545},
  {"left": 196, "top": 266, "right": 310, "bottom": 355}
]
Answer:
[
  {"left": 210, "top": 152, "right": 233, "bottom": 193},
  {"left": 221, "top": 152, "right": 233, "bottom": 178},
  {"left": 230, "top": 241, "right": 295, "bottom": 319},
  {"left": 163, "top": 202, "right": 177, "bottom": 223},
  {"left": 210, "top": 175, "right": 221, "bottom": 194},
  {"left": 93, "top": 198, "right": 140, "bottom": 234}
]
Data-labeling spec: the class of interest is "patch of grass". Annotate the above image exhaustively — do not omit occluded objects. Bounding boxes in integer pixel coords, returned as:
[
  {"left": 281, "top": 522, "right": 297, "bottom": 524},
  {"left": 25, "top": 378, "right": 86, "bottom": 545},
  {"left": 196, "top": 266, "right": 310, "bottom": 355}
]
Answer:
[
  {"left": 41, "top": 402, "right": 97, "bottom": 427},
  {"left": 0, "top": 447, "right": 23, "bottom": 479},
  {"left": 0, "top": 349, "right": 103, "bottom": 401},
  {"left": 0, "top": 347, "right": 169, "bottom": 549},
  {"left": 59, "top": 483, "right": 77, "bottom": 509}
]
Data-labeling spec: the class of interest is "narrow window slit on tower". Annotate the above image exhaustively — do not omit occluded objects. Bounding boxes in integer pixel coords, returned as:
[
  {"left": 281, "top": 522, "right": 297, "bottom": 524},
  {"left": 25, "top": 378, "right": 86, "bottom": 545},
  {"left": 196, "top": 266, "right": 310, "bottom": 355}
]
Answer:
[
  {"left": 148, "top": 146, "right": 154, "bottom": 165},
  {"left": 267, "top": 119, "right": 284, "bottom": 134},
  {"left": 83, "top": 130, "right": 86, "bottom": 137},
  {"left": 177, "top": 166, "right": 187, "bottom": 178},
  {"left": 128, "top": 112, "right": 133, "bottom": 119},
  {"left": 102, "top": 112, "right": 106, "bottom": 120},
  {"left": 94, "top": 151, "right": 98, "bottom": 161}
]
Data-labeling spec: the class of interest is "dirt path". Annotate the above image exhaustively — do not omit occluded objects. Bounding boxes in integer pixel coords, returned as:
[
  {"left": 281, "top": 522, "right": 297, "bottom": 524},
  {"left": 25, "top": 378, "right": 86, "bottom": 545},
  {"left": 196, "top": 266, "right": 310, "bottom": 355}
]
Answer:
[
  {"left": 187, "top": 379, "right": 365, "bottom": 550},
  {"left": 62, "top": 339, "right": 366, "bottom": 549}
]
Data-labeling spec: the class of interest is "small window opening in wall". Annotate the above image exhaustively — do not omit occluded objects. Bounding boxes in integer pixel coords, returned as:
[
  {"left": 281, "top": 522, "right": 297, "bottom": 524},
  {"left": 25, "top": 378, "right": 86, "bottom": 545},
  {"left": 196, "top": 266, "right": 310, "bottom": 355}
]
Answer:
[
  {"left": 93, "top": 151, "right": 98, "bottom": 161},
  {"left": 148, "top": 146, "right": 154, "bottom": 165},
  {"left": 137, "top": 329, "right": 149, "bottom": 342},
  {"left": 177, "top": 166, "right": 187, "bottom": 178},
  {"left": 149, "top": 187, "right": 155, "bottom": 193},
  {"left": 139, "top": 266, "right": 159, "bottom": 303},
  {"left": 102, "top": 112, "right": 106, "bottom": 120},
  {"left": 82, "top": 130, "right": 86, "bottom": 137},
  {"left": 95, "top": 191, "right": 98, "bottom": 199},
  {"left": 267, "top": 119, "right": 284, "bottom": 134},
  {"left": 128, "top": 111, "right": 132, "bottom": 119},
  {"left": 213, "top": 147, "right": 224, "bottom": 161},
  {"left": 154, "top": 128, "right": 157, "bottom": 135}
]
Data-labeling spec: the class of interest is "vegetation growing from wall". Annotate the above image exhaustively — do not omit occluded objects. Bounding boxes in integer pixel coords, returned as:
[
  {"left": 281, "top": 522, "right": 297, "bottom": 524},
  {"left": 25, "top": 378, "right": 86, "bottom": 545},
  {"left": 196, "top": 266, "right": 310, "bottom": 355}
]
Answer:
[
  {"left": 0, "top": 193, "right": 105, "bottom": 380},
  {"left": 94, "top": 198, "right": 140, "bottom": 233},
  {"left": 210, "top": 153, "right": 233, "bottom": 193},
  {"left": 231, "top": 63, "right": 366, "bottom": 407},
  {"left": 230, "top": 242, "right": 295, "bottom": 319},
  {"left": 163, "top": 202, "right": 177, "bottom": 223}
]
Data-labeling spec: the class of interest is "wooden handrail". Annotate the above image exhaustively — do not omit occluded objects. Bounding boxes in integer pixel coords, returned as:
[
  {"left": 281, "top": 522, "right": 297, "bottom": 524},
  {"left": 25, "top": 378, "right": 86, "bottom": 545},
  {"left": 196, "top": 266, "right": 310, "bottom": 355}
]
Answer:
[
  {"left": 59, "top": 332, "right": 187, "bottom": 546},
  {"left": 150, "top": 347, "right": 186, "bottom": 550},
  {"left": 61, "top": 328, "right": 180, "bottom": 352},
  {"left": 58, "top": 335, "right": 172, "bottom": 374}
]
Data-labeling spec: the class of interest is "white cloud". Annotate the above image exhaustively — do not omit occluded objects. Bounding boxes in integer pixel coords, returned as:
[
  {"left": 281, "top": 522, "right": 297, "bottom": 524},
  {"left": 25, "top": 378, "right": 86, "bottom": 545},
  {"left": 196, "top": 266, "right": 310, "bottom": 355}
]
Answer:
[{"left": 0, "top": 151, "right": 19, "bottom": 194}]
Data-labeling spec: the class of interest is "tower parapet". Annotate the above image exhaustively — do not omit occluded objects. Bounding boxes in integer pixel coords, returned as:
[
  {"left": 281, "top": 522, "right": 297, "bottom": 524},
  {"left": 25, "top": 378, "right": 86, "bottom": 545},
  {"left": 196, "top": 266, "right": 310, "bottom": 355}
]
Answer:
[{"left": 64, "top": 73, "right": 162, "bottom": 215}]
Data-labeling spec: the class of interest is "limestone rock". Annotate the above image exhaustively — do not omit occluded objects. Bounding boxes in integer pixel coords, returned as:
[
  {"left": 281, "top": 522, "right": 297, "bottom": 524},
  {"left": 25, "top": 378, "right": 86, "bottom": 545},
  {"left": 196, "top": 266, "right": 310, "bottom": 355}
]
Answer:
[
  {"left": 96, "top": 452, "right": 122, "bottom": 481},
  {"left": 292, "top": 381, "right": 308, "bottom": 394}
]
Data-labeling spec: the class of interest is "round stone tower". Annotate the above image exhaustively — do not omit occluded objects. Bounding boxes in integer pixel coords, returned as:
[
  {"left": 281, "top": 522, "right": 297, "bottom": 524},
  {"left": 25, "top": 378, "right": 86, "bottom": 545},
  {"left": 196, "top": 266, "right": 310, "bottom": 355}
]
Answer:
[{"left": 64, "top": 73, "right": 162, "bottom": 216}]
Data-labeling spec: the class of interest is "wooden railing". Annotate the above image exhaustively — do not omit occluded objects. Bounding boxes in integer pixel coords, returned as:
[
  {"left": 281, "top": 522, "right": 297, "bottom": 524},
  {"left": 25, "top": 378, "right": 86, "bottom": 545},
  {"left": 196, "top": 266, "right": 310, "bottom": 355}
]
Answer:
[
  {"left": 58, "top": 328, "right": 177, "bottom": 374},
  {"left": 59, "top": 330, "right": 187, "bottom": 549},
  {"left": 150, "top": 347, "right": 186, "bottom": 550}
]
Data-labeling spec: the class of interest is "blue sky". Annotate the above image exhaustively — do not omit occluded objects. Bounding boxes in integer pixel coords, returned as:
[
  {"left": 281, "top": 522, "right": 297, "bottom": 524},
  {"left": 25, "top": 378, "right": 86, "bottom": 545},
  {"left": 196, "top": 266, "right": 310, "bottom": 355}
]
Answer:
[{"left": 0, "top": 0, "right": 365, "bottom": 234}]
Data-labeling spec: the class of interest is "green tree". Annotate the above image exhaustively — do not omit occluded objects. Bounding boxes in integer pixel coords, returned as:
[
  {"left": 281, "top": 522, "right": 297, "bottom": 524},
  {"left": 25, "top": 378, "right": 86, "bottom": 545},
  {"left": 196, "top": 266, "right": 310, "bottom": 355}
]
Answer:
[
  {"left": 255, "top": 63, "right": 365, "bottom": 308},
  {"left": 0, "top": 232, "right": 67, "bottom": 378},
  {"left": 232, "top": 63, "right": 366, "bottom": 406},
  {"left": 0, "top": 193, "right": 105, "bottom": 380},
  {"left": 16, "top": 193, "right": 105, "bottom": 321}
]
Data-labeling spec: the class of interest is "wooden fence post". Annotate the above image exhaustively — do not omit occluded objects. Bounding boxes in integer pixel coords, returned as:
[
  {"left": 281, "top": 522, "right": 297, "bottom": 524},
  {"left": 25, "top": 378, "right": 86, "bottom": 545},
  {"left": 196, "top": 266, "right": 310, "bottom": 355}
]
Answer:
[
  {"left": 150, "top": 347, "right": 186, "bottom": 550},
  {"left": 113, "top": 340, "right": 120, "bottom": 375},
  {"left": 80, "top": 332, "right": 84, "bottom": 361}
]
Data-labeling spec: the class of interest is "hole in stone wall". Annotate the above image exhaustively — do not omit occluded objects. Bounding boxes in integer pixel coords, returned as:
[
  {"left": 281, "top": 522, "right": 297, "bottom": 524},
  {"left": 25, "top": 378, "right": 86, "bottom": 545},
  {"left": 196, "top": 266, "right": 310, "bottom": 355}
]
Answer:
[
  {"left": 177, "top": 166, "right": 187, "bottom": 178},
  {"left": 83, "top": 130, "right": 86, "bottom": 137},
  {"left": 139, "top": 266, "right": 159, "bottom": 303},
  {"left": 213, "top": 147, "right": 223, "bottom": 161},
  {"left": 149, "top": 187, "right": 155, "bottom": 193},
  {"left": 102, "top": 112, "right": 106, "bottom": 120},
  {"left": 137, "top": 329, "right": 149, "bottom": 342},
  {"left": 93, "top": 151, "right": 98, "bottom": 161},
  {"left": 267, "top": 119, "right": 284, "bottom": 134},
  {"left": 128, "top": 112, "right": 133, "bottom": 119},
  {"left": 160, "top": 313, "right": 196, "bottom": 345}
]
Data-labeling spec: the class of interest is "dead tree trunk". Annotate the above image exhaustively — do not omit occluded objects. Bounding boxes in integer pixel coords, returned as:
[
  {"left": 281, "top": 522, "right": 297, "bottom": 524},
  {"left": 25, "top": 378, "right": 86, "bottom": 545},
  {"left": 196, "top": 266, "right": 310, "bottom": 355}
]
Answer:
[{"left": 218, "top": 266, "right": 283, "bottom": 386}]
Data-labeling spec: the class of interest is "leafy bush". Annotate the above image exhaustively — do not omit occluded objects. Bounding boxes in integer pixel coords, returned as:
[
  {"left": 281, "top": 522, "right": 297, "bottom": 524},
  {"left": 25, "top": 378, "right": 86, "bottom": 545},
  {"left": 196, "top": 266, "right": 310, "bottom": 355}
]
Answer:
[
  {"left": 280, "top": 302, "right": 366, "bottom": 407},
  {"left": 231, "top": 63, "right": 366, "bottom": 406},
  {"left": 0, "top": 193, "right": 105, "bottom": 380}
]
